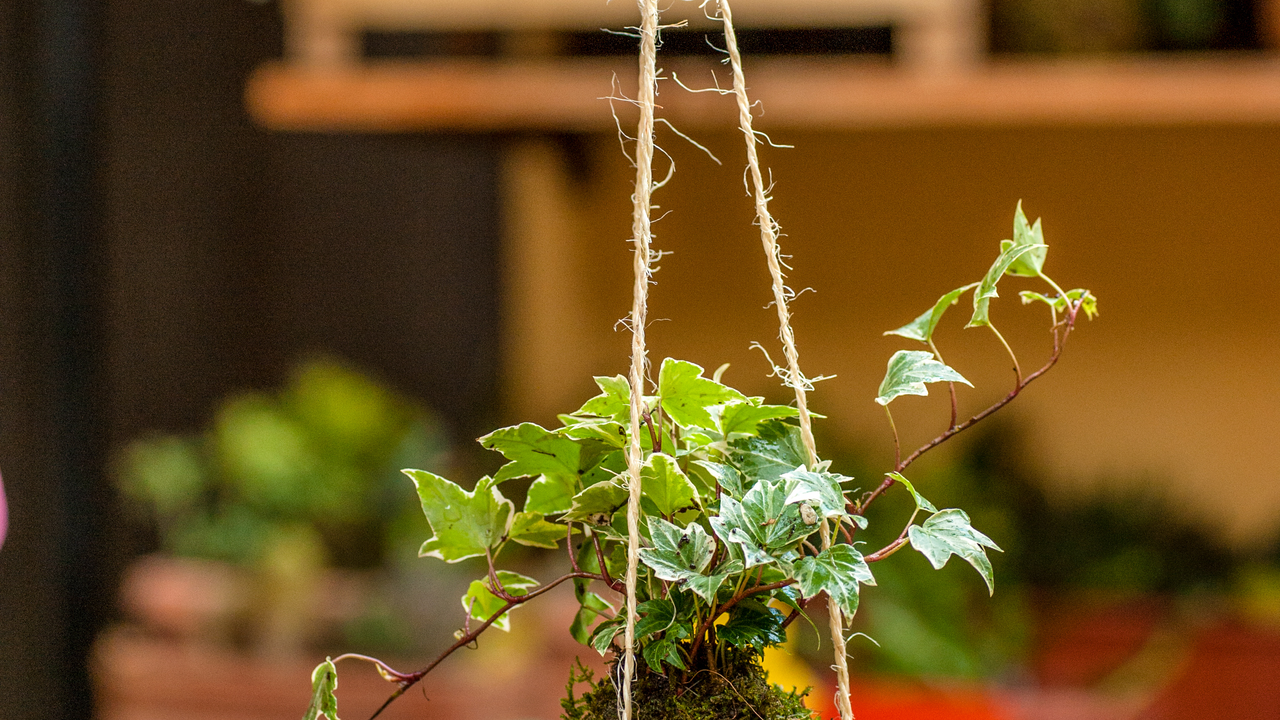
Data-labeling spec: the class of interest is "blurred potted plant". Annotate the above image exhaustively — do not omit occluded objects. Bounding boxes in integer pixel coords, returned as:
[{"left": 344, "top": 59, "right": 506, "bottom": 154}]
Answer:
[{"left": 117, "top": 357, "right": 446, "bottom": 655}]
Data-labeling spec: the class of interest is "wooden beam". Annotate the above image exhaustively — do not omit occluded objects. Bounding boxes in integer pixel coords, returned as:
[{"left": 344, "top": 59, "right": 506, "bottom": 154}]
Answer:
[{"left": 246, "top": 55, "right": 1280, "bottom": 132}]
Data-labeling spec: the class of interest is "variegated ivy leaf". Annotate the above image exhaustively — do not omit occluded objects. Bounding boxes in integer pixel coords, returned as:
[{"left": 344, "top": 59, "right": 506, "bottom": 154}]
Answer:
[
  {"left": 643, "top": 637, "right": 687, "bottom": 673},
  {"left": 569, "top": 589, "right": 613, "bottom": 645},
  {"left": 968, "top": 241, "right": 1048, "bottom": 328},
  {"left": 658, "top": 358, "right": 745, "bottom": 431},
  {"left": 884, "top": 282, "right": 980, "bottom": 344},
  {"left": 1002, "top": 200, "right": 1048, "bottom": 278},
  {"left": 782, "top": 465, "right": 852, "bottom": 519},
  {"left": 876, "top": 350, "right": 972, "bottom": 406},
  {"left": 480, "top": 422, "right": 580, "bottom": 484},
  {"left": 691, "top": 460, "right": 745, "bottom": 500},
  {"left": 710, "top": 478, "right": 813, "bottom": 570},
  {"left": 1021, "top": 288, "right": 1098, "bottom": 320},
  {"left": 792, "top": 544, "right": 876, "bottom": 617},
  {"left": 406, "top": 471, "right": 512, "bottom": 563},
  {"left": 728, "top": 419, "right": 809, "bottom": 485},
  {"left": 908, "top": 508, "right": 1002, "bottom": 595},
  {"left": 508, "top": 511, "right": 569, "bottom": 549},
  {"left": 304, "top": 658, "right": 340, "bottom": 720},
  {"left": 886, "top": 472, "right": 937, "bottom": 513},
  {"left": 558, "top": 417, "right": 627, "bottom": 449},
  {"left": 461, "top": 571, "right": 539, "bottom": 632},
  {"left": 639, "top": 516, "right": 713, "bottom": 578},
  {"left": 717, "top": 601, "right": 787, "bottom": 651},
  {"left": 641, "top": 453, "right": 699, "bottom": 517},
  {"left": 573, "top": 374, "right": 637, "bottom": 424},
  {"left": 590, "top": 617, "right": 623, "bottom": 655},
  {"left": 717, "top": 398, "right": 800, "bottom": 439},
  {"left": 563, "top": 480, "right": 628, "bottom": 524},
  {"left": 634, "top": 598, "right": 678, "bottom": 639}
]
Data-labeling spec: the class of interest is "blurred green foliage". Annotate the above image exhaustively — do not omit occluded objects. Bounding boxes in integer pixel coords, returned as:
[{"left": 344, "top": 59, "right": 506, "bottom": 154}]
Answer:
[{"left": 117, "top": 358, "right": 447, "bottom": 570}]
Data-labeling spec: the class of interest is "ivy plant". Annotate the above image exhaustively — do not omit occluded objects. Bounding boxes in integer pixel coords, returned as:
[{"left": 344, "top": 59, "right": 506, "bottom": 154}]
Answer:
[{"left": 305, "top": 202, "right": 1096, "bottom": 720}]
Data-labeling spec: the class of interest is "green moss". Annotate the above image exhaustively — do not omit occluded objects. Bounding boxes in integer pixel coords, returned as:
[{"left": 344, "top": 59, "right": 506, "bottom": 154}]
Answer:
[{"left": 561, "top": 648, "right": 814, "bottom": 720}]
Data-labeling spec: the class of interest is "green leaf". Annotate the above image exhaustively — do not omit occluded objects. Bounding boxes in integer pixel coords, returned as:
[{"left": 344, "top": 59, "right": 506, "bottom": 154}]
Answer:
[
  {"left": 683, "top": 561, "right": 740, "bottom": 604},
  {"left": 634, "top": 598, "right": 677, "bottom": 639},
  {"left": 525, "top": 475, "right": 576, "bottom": 515},
  {"left": 968, "top": 241, "right": 1048, "bottom": 328},
  {"left": 886, "top": 472, "right": 937, "bottom": 513},
  {"left": 1019, "top": 288, "right": 1098, "bottom": 321},
  {"left": 792, "top": 545, "right": 875, "bottom": 617},
  {"left": 304, "top": 658, "right": 339, "bottom": 720},
  {"left": 461, "top": 571, "right": 539, "bottom": 632},
  {"left": 575, "top": 375, "right": 635, "bottom": 423},
  {"left": 876, "top": 350, "right": 972, "bottom": 406},
  {"left": 563, "top": 480, "right": 628, "bottom": 524},
  {"left": 658, "top": 358, "right": 745, "bottom": 430},
  {"left": 638, "top": 517, "right": 715, "bottom": 581},
  {"left": 1002, "top": 200, "right": 1048, "bottom": 278},
  {"left": 718, "top": 399, "right": 799, "bottom": 438},
  {"left": 480, "top": 422, "right": 581, "bottom": 485},
  {"left": 406, "top": 471, "right": 512, "bottom": 563},
  {"left": 781, "top": 466, "right": 851, "bottom": 519},
  {"left": 690, "top": 460, "right": 745, "bottom": 500},
  {"left": 642, "top": 637, "right": 687, "bottom": 673},
  {"left": 718, "top": 601, "right": 787, "bottom": 650},
  {"left": 710, "top": 479, "right": 813, "bottom": 569},
  {"left": 641, "top": 453, "right": 699, "bottom": 517},
  {"left": 908, "top": 508, "right": 1002, "bottom": 595},
  {"left": 590, "top": 617, "right": 623, "bottom": 655},
  {"left": 558, "top": 418, "right": 627, "bottom": 448},
  {"left": 508, "top": 511, "right": 568, "bottom": 549},
  {"left": 570, "top": 590, "right": 614, "bottom": 645},
  {"left": 728, "top": 420, "right": 809, "bottom": 485},
  {"left": 884, "top": 282, "right": 980, "bottom": 344}
]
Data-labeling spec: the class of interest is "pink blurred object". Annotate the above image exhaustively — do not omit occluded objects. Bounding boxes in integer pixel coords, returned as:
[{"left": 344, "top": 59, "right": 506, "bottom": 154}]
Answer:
[{"left": 0, "top": 469, "right": 7, "bottom": 550}]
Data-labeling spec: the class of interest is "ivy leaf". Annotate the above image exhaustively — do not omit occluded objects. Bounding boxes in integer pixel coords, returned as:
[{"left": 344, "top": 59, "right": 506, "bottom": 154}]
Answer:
[
  {"left": 1020, "top": 288, "right": 1098, "bottom": 321},
  {"left": 908, "top": 508, "right": 1002, "bottom": 595},
  {"left": 728, "top": 420, "right": 809, "bottom": 485},
  {"left": 573, "top": 375, "right": 636, "bottom": 423},
  {"left": 1002, "top": 200, "right": 1048, "bottom": 278},
  {"left": 461, "top": 571, "right": 538, "bottom": 632},
  {"left": 691, "top": 460, "right": 745, "bottom": 501},
  {"left": 658, "top": 358, "right": 745, "bottom": 431},
  {"left": 884, "top": 282, "right": 980, "bottom": 344},
  {"left": 782, "top": 466, "right": 851, "bottom": 519},
  {"left": 718, "top": 399, "right": 799, "bottom": 439},
  {"left": 886, "top": 472, "right": 937, "bottom": 513},
  {"left": 406, "top": 471, "right": 512, "bottom": 563},
  {"left": 683, "top": 561, "right": 740, "bottom": 604},
  {"left": 563, "top": 480, "right": 628, "bottom": 524},
  {"left": 642, "top": 637, "right": 687, "bottom": 673},
  {"left": 570, "top": 590, "right": 614, "bottom": 645},
  {"left": 634, "top": 598, "right": 677, "bottom": 639},
  {"left": 718, "top": 601, "right": 787, "bottom": 650},
  {"left": 508, "top": 511, "right": 569, "bottom": 549},
  {"left": 968, "top": 241, "right": 1048, "bottom": 328},
  {"left": 558, "top": 418, "right": 628, "bottom": 449},
  {"left": 792, "top": 545, "right": 876, "bottom": 617},
  {"left": 304, "top": 658, "right": 340, "bottom": 720},
  {"left": 710, "top": 479, "right": 813, "bottom": 569},
  {"left": 876, "top": 350, "right": 972, "bottom": 406},
  {"left": 481, "top": 422, "right": 580, "bottom": 488},
  {"left": 639, "top": 517, "right": 715, "bottom": 581},
  {"left": 525, "top": 476, "right": 576, "bottom": 516},
  {"left": 641, "top": 453, "right": 699, "bottom": 517},
  {"left": 590, "top": 617, "right": 623, "bottom": 655}
]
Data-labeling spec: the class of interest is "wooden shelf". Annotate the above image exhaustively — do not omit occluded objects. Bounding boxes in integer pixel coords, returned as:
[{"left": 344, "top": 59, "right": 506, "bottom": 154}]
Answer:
[{"left": 246, "top": 54, "right": 1280, "bottom": 132}]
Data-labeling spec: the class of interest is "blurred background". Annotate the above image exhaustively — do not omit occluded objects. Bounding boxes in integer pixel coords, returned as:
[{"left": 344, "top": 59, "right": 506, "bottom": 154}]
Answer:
[{"left": 2, "top": 0, "right": 1280, "bottom": 718}]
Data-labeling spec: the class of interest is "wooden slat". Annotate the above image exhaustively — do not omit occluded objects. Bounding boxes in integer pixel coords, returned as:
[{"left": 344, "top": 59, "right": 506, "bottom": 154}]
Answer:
[{"left": 245, "top": 55, "right": 1280, "bottom": 132}]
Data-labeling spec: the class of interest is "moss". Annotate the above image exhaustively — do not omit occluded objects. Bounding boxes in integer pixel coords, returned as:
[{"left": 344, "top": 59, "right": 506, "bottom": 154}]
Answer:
[{"left": 561, "top": 648, "right": 814, "bottom": 720}]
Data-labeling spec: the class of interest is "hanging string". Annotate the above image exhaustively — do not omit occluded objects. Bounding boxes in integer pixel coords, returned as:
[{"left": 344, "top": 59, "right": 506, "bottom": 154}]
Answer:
[
  {"left": 717, "top": 2, "right": 854, "bottom": 719},
  {"left": 622, "top": 0, "right": 661, "bottom": 718}
]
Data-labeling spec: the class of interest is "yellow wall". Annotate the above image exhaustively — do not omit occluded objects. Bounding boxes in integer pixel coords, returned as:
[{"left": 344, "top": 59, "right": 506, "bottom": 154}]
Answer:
[{"left": 501, "top": 126, "right": 1280, "bottom": 546}]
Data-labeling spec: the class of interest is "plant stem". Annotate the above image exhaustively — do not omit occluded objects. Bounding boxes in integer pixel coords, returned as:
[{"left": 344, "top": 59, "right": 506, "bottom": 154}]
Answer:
[
  {"left": 367, "top": 571, "right": 606, "bottom": 720},
  {"left": 988, "top": 323, "right": 1022, "bottom": 386},
  {"left": 883, "top": 404, "right": 901, "bottom": 469}
]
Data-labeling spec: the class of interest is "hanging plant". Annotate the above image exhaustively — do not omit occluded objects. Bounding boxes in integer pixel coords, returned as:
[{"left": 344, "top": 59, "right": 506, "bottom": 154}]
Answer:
[{"left": 302, "top": 2, "right": 1098, "bottom": 719}]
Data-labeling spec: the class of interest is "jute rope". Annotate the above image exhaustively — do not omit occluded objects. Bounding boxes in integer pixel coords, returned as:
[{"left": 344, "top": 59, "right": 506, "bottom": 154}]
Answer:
[
  {"left": 718, "top": 2, "right": 854, "bottom": 718},
  {"left": 621, "top": 0, "right": 661, "bottom": 718}
]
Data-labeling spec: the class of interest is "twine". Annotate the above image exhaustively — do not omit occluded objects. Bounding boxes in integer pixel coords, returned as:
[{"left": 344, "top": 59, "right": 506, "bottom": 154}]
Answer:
[
  {"left": 622, "top": 0, "right": 662, "bottom": 718},
  {"left": 718, "top": 1, "right": 854, "bottom": 718}
]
